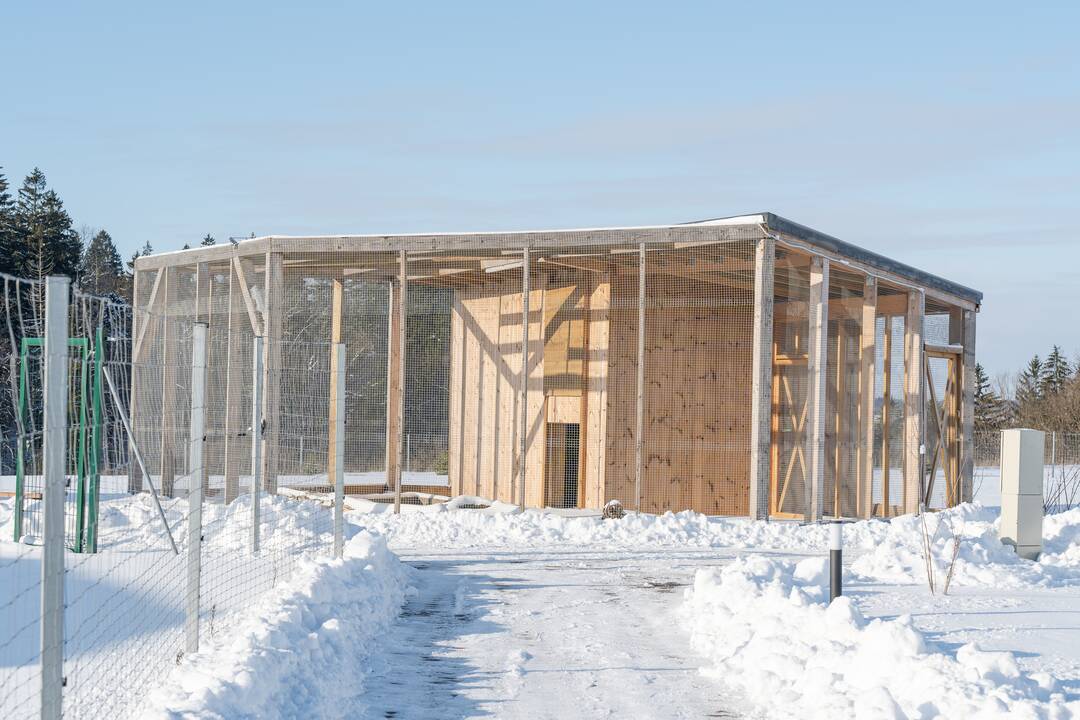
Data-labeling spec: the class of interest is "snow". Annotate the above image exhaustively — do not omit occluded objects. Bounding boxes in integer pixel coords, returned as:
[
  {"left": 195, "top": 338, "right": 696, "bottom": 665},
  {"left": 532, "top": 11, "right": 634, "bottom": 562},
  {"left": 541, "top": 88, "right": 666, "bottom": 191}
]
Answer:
[
  {"left": 6, "top": 483, "right": 1080, "bottom": 718},
  {"left": 0, "top": 491, "right": 336, "bottom": 720},
  {"left": 683, "top": 555, "right": 1080, "bottom": 718},
  {"left": 141, "top": 531, "right": 408, "bottom": 719}
]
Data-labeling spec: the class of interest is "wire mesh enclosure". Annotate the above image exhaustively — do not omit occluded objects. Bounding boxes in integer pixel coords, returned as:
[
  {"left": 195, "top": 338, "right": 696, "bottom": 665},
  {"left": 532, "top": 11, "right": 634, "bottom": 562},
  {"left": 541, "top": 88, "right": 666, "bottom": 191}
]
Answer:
[{"left": 130, "top": 213, "right": 982, "bottom": 520}]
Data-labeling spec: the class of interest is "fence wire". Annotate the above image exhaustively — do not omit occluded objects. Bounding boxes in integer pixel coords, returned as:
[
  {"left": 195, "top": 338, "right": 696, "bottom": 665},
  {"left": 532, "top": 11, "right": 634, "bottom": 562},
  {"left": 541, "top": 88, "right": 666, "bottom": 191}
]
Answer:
[{"left": 1, "top": 274, "right": 337, "bottom": 720}]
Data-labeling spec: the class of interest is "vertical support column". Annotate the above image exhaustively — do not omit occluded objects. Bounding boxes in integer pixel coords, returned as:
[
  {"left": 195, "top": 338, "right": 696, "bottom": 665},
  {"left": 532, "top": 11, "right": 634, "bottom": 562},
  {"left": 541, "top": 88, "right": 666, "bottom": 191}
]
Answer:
[
  {"left": 748, "top": 237, "right": 774, "bottom": 520},
  {"left": 332, "top": 343, "right": 346, "bottom": 558},
  {"left": 634, "top": 242, "right": 646, "bottom": 513},
  {"left": 250, "top": 337, "right": 264, "bottom": 554},
  {"left": 223, "top": 263, "right": 242, "bottom": 504},
  {"left": 40, "top": 275, "right": 69, "bottom": 720},
  {"left": 185, "top": 322, "right": 207, "bottom": 655},
  {"left": 384, "top": 281, "right": 401, "bottom": 498},
  {"left": 805, "top": 256, "right": 829, "bottom": 522},
  {"left": 903, "top": 290, "right": 925, "bottom": 514},
  {"left": 328, "top": 275, "right": 344, "bottom": 505},
  {"left": 395, "top": 250, "right": 407, "bottom": 514},
  {"left": 959, "top": 309, "right": 976, "bottom": 503},
  {"left": 197, "top": 264, "right": 213, "bottom": 497},
  {"left": 518, "top": 247, "right": 530, "bottom": 510},
  {"left": 261, "top": 252, "right": 284, "bottom": 494},
  {"left": 858, "top": 277, "right": 877, "bottom": 518},
  {"left": 159, "top": 268, "right": 176, "bottom": 497},
  {"left": 128, "top": 269, "right": 142, "bottom": 494}
]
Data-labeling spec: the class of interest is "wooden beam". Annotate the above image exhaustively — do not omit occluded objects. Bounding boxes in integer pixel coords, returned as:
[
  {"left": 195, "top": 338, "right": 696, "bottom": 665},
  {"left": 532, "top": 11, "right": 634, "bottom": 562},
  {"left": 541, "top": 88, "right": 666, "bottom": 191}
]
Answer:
[
  {"left": 394, "top": 251, "right": 407, "bottom": 513},
  {"left": 159, "top": 268, "right": 176, "bottom": 496},
  {"left": 132, "top": 268, "right": 164, "bottom": 363},
  {"left": 583, "top": 273, "right": 610, "bottom": 509},
  {"left": 328, "top": 274, "right": 345, "bottom": 512},
  {"left": 537, "top": 256, "right": 612, "bottom": 274},
  {"left": 261, "top": 252, "right": 283, "bottom": 494},
  {"left": 519, "top": 248, "right": 530, "bottom": 509},
  {"left": 223, "top": 263, "right": 243, "bottom": 504},
  {"left": 635, "top": 242, "right": 646, "bottom": 512},
  {"left": 384, "top": 279, "right": 400, "bottom": 499},
  {"left": 903, "top": 290, "right": 925, "bottom": 514},
  {"left": 232, "top": 256, "right": 263, "bottom": 337},
  {"left": 859, "top": 277, "right": 877, "bottom": 518},
  {"left": 749, "top": 237, "right": 775, "bottom": 520},
  {"left": 805, "top": 256, "right": 829, "bottom": 521},
  {"left": 958, "top": 309, "right": 976, "bottom": 503},
  {"left": 924, "top": 342, "right": 964, "bottom": 356},
  {"left": 128, "top": 269, "right": 143, "bottom": 493}
]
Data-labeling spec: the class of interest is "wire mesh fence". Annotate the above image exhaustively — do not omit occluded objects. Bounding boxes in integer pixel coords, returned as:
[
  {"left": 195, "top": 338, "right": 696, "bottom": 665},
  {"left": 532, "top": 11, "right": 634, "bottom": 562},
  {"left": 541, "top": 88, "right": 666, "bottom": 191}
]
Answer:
[
  {"left": 973, "top": 430, "right": 1080, "bottom": 513},
  {"left": 0, "top": 274, "right": 340, "bottom": 720}
]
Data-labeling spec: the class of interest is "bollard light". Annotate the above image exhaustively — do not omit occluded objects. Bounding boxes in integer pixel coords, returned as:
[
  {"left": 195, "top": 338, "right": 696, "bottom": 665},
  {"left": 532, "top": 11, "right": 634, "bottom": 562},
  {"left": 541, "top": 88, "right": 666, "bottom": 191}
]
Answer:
[{"left": 829, "top": 520, "right": 843, "bottom": 602}]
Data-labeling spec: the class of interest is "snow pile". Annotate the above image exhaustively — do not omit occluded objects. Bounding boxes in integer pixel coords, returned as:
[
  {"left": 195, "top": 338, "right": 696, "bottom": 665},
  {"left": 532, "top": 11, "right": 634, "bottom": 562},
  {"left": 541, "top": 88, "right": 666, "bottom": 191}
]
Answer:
[
  {"left": 348, "top": 502, "right": 874, "bottom": 550},
  {"left": 684, "top": 555, "right": 1079, "bottom": 719},
  {"left": 851, "top": 504, "right": 1080, "bottom": 589},
  {"left": 141, "top": 531, "right": 408, "bottom": 719},
  {"left": 351, "top": 500, "right": 1080, "bottom": 589}
]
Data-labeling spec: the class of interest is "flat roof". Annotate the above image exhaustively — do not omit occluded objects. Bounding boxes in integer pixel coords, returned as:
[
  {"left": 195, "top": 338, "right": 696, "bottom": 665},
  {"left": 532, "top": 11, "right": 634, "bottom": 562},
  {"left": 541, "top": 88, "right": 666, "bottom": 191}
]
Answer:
[{"left": 136, "top": 212, "right": 982, "bottom": 307}]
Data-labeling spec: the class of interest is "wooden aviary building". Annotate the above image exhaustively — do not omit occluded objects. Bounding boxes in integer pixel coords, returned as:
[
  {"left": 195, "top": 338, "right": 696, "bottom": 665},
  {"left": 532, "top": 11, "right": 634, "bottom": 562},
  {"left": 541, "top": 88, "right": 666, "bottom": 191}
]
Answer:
[{"left": 131, "top": 213, "right": 981, "bottom": 520}]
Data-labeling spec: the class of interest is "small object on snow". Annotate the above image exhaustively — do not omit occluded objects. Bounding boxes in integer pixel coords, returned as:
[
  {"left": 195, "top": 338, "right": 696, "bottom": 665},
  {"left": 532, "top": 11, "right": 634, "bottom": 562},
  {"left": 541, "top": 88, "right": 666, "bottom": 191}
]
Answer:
[
  {"left": 602, "top": 500, "right": 625, "bottom": 520},
  {"left": 829, "top": 520, "right": 842, "bottom": 602}
]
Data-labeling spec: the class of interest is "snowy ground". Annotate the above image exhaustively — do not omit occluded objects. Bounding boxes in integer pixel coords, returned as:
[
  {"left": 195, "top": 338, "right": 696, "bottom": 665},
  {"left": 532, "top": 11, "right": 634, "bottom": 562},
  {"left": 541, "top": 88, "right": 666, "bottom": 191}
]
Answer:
[{"left": 5, "top": 486, "right": 1080, "bottom": 718}]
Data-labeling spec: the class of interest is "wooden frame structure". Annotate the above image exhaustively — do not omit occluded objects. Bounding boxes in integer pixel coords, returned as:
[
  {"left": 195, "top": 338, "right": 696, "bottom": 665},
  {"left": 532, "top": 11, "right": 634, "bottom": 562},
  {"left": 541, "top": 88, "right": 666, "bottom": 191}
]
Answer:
[{"left": 132, "top": 213, "right": 981, "bottom": 518}]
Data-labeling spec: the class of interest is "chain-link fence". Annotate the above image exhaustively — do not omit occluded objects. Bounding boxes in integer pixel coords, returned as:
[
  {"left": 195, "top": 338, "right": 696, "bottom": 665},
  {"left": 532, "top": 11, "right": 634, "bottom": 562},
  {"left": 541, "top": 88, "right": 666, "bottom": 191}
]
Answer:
[
  {"left": 973, "top": 429, "right": 1080, "bottom": 513},
  {"left": 0, "top": 274, "right": 341, "bottom": 719}
]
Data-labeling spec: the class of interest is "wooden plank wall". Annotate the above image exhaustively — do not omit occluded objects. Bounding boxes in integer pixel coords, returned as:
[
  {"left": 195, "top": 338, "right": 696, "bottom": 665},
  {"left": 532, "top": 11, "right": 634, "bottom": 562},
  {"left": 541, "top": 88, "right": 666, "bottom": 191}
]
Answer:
[
  {"left": 604, "top": 279, "right": 753, "bottom": 515},
  {"left": 447, "top": 274, "right": 546, "bottom": 504}
]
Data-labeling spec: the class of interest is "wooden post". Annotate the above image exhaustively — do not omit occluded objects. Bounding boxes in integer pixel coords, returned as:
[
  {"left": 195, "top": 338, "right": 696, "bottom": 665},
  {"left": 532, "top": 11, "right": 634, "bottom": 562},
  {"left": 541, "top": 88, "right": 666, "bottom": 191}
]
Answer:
[
  {"left": 881, "top": 315, "right": 893, "bottom": 516},
  {"left": 384, "top": 280, "right": 401, "bottom": 498},
  {"left": 128, "top": 268, "right": 142, "bottom": 493},
  {"left": 519, "top": 247, "right": 530, "bottom": 510},
  {"left": 958, "top": 309, "right": 976, "bottom": 503},
  {"left": 328, "top": 276, "right": 344, "bottom": 502},
  {"left": 858, "top": 277, "right": 877, "bottom": 518},
  {"left": 261, "top": 252, "right": 283, "bottom": 493},
  {"left": 159, "top": 267, "right": 176, "bottom": 497},
  {"left": 805, "top": 256, "right": 829, "bottom": 522},
  {"left": 395, "top": 250, "right": 407, "bottom": 514},
  {"left": 903, "top": 290, "right": 925, "bottom": 514},
  {"left": 749, "top": 236, "right": 775, "bottom": 520},
  {"left": 635, "top": 242, "right": 646, "bottom": 512},
  {"left": 223, "top": 261, "right": 243, "bottom": 503}
]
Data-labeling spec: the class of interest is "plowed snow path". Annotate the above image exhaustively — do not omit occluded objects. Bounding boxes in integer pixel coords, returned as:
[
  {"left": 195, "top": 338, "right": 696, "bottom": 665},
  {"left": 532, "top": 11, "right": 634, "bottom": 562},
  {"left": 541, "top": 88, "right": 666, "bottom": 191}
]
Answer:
[{"left": 352, "top": 547, "right": 747, "bottom": 719}]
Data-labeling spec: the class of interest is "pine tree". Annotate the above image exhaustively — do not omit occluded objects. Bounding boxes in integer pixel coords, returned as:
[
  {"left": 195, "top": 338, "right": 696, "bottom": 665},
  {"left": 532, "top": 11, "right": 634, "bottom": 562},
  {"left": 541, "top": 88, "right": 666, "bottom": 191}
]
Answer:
[
  {"left": 201, "top": 234, "right": 216, "bottom": 247},
  {"left": 1017, "top": 356, "right": 1042, "bottom": 405},
  {"left": 973, "top": 363, "right": 1007, "bottom": 430},
  {"left": 0, "top": 168, "right": 15, "bottom": 276},
  {"left": 79, "top": 229, "right": 124, "bottom": 295},
  {"left": 13, "top": 168, "right": 81, "bottom": 281},
  {"left": 1042, "top": 346, "right": 1072, "bottom": 396}
]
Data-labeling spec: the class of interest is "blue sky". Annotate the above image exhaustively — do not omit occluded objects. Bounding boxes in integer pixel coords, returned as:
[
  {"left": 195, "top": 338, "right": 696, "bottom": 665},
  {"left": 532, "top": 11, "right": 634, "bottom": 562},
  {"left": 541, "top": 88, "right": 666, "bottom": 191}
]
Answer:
[{"left": 2, "top": 1, "right": 1078, "bottom": 376}]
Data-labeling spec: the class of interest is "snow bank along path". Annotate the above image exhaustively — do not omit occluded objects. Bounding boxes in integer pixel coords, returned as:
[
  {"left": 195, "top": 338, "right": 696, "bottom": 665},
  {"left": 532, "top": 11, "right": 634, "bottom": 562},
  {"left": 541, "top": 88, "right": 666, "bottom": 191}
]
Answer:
[
  {"left": 142, "top": 532, "right": 408, "bottom": 719},
  {"left": 685, "top": 556, "right": 1079, "bottom": 719}
]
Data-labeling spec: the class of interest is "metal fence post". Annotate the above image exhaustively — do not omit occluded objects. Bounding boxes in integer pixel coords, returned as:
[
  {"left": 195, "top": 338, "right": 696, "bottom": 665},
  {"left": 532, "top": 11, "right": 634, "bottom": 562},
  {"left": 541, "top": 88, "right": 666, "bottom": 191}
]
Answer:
[
  {"left": 250, "top": 337, "right": 264, "bottom": 554},
  {"left": 186, "top": 323, "right": 207, "bottom": 655},
  {"left": 41, "top": 275, "right": 70, "bottom": 720},
  {"left": 333, "top": 343, "right": 346, "bottom": 558}
]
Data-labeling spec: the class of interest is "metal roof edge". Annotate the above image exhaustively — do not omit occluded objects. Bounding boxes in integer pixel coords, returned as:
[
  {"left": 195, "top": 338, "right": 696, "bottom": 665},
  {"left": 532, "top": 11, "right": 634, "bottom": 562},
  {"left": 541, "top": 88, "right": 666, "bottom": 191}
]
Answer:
[{"left": 762, "top": 212, "right": 983, "bottom": 306}]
